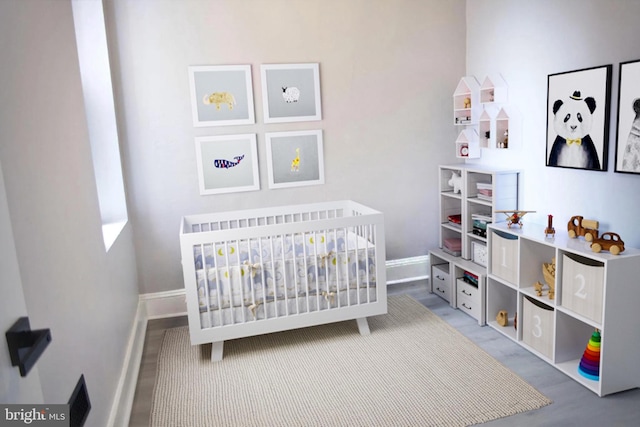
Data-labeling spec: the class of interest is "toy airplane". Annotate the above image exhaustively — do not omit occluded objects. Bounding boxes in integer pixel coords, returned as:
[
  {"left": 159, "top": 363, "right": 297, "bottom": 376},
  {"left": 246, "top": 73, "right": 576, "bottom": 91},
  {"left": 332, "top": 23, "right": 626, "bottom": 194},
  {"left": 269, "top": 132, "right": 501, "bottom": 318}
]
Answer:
[{"left": 495, "top": 210, "right": 536, "bottom": 228}]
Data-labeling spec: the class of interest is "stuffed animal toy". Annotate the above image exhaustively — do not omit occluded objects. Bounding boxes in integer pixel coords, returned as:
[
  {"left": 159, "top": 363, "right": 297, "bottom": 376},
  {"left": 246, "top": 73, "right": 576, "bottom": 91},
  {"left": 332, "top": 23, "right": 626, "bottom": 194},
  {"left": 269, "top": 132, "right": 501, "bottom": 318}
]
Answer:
[
  {"left": 448, "top": 172, "right": 462, "bottom": 193},
  {"left": 548, "top": 90, "right": 601, "bottom": 170}
]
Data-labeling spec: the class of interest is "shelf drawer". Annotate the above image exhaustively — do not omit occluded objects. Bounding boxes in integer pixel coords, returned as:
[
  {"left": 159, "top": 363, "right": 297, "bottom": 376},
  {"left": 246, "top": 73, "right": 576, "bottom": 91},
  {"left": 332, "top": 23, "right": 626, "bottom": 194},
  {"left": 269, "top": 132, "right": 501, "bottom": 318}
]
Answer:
[
  {"left": 491, "top": 231, "right": 518, "bottom": 284},
  {"left": 522, "top": 296, "right": 554, "bottom": 359},
  {"left": 431, "top": 264, "right": 451, "bottom": 303},
  {"left": 561, "top": 254, "right": 604, "bottom": 324},
  {"left": 457, "top": 279, "right": 480, "bottom": 320}
]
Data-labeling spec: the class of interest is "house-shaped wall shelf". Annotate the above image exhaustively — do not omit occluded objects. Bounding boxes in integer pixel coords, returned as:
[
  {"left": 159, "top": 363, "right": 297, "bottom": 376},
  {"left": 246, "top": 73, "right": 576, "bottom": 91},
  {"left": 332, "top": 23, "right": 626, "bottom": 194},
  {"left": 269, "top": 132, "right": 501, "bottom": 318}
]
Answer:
[
  {"left": 480, "top": 74, "right": 508, "bottom": 104},
  {"left": 478, "top": 105, "right": 519, "bottom": 150},
  {"left": 455, "top": 128, "right": 480, "bottom": 159},
  {"left": 453, "top": 76, "right": 481, "bottom": 126},
  {"left": 479, "top": 109, "right": 492, "bottom": 148},
  {"left": 495, "top": 107, "right": 510, "bottom": 149}
]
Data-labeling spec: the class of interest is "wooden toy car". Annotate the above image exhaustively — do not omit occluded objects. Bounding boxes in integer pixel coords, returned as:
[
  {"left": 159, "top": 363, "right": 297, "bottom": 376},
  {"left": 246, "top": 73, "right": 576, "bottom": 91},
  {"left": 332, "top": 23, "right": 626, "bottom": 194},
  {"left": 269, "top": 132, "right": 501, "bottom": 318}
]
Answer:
[
  {"left": 567, "top": 216, "right": 599, "bottom": 241},
  {"left": 591, "top": 232, "right": 625, "bottom": 255}
]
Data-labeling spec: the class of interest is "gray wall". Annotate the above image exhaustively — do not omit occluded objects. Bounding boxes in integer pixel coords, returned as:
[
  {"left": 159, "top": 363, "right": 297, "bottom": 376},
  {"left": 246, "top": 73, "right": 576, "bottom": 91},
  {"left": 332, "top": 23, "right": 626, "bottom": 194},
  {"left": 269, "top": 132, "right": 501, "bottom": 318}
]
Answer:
[
  {"left": 106, "top": 0, "right": 466, "bottom": 294},
  {"left": 0, "top": 1, "right": 139, "bottom": 424},
  {"left": 466, "top": 0, "right": 640, "bottom": 247}
]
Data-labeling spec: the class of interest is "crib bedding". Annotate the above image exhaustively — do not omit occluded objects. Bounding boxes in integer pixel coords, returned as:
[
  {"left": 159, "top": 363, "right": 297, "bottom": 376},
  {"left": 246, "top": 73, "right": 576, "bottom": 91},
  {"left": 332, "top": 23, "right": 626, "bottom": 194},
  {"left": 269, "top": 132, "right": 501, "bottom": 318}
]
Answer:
[{"left": 194, "top": 230, "right": 377, "bottom": 321}]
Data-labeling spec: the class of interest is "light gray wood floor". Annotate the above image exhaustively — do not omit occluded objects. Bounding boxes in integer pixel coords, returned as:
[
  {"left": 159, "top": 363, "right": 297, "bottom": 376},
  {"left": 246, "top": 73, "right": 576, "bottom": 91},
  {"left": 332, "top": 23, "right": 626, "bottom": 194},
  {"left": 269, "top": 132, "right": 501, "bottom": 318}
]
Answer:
[{"left": 129, "top": 282, "right": 640, "bottom": 426}]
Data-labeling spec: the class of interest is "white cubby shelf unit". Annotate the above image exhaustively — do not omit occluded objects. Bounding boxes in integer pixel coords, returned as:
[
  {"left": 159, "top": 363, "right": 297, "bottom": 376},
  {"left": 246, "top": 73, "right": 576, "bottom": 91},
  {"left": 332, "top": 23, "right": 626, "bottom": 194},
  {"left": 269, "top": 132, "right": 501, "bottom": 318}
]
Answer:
[
  {"left": 431, "top": 164, "right": 519, "bottom": 325},
  {"left": 486, "top": 222, "right": 640, "bottom": 396}
]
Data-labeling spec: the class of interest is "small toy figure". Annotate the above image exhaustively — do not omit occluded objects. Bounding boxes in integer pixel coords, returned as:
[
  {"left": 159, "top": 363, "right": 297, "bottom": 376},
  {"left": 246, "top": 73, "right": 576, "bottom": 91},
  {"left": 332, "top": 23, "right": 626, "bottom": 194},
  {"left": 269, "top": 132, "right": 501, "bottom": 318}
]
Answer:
[
  {"left": 545, "top": 214, "right": 555, "bottom": 238},
  {"left": 534, "top": 281, "right": 545, "bottom": 297},
  {"left": 448, "top": 172, "right": 462, "bottom": 194},
  {"left": 496, "top": 310, "right": 508, "bottom": 327},
  {"left": 463, "top": 97, "right": 471, "bottom": 109},
  {"left": 495, "top": 210, "right": 536, "bottom": 228}
]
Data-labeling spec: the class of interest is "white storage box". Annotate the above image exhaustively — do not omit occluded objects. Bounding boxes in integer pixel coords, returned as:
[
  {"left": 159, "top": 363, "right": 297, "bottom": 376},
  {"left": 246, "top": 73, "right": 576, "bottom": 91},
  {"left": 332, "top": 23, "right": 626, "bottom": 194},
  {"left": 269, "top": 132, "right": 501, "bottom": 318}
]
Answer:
[
  {"left": 561, "top": 253, "right": 605, "bottom": 324},
  {"left": 491, "top": 231, "right": 518, "bottom": 284},
  {"left": 522, "top": 296, "right": 554, "bottom": 359},
  {"left": 431, "top": 264, "right": 451, "bottom": 303}
]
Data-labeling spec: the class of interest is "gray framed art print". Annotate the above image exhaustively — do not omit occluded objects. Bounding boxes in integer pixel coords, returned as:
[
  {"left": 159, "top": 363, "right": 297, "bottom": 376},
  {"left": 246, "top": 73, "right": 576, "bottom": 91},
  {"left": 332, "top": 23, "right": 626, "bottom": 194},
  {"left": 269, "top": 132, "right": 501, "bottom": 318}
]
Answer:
[
  {"left": 261, "top": 63, "right": 322, "bottom": 123},
  {"left": 265, "top": 130, "right": 324, "bottom": 189},
  {"left": 188, "top": 65, "right": 255, "bottom": 127},
  {"left": 615, "top": 59, "right": 640, "bottom": 174},
  {"left": 194, "top": 134, "right": 260, "bottom": 195}
]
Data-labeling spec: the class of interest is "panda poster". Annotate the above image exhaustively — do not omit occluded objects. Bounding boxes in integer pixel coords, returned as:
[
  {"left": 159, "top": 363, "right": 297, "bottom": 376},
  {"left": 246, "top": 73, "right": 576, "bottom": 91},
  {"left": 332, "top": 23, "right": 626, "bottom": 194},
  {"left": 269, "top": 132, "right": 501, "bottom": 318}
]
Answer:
[
  {"left": 546, "top": 64, "right": 612, "bottom": 171},
  {"left": 615, "top": 59, "right": 640, "bottom": 174}
]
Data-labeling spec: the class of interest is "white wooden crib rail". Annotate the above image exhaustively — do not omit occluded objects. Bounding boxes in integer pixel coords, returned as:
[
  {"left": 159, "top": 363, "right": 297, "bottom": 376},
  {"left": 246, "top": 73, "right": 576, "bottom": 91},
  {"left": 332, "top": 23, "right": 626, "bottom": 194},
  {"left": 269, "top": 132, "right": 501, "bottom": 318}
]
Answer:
[{"left": 180, "top": 200, "right": 386, "bottom": 361}]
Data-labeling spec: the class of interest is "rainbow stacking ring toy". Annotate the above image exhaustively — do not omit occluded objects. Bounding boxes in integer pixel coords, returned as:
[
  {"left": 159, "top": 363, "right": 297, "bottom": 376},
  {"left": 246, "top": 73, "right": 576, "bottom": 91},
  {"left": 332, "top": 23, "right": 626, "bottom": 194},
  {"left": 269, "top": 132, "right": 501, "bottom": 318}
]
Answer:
[{"left": 578, "top": 330, "right": 601, "bottom": 381}]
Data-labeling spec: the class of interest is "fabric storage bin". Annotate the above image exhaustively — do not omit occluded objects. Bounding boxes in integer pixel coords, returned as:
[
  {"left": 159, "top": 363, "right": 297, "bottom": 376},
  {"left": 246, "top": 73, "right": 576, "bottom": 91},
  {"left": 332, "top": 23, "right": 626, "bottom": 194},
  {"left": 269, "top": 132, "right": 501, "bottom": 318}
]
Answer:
[
  {"left": 561, "top": 253, "right": 605, "bottom": 324},
  {"left": 431, "top": 264, "right": 452, "bottom": 303},
  {"left": 522, "top": 296, "right": 554, "bottom": 359},
  {"left": 491, "top": 231, "right": 518, "bottom": 284}
]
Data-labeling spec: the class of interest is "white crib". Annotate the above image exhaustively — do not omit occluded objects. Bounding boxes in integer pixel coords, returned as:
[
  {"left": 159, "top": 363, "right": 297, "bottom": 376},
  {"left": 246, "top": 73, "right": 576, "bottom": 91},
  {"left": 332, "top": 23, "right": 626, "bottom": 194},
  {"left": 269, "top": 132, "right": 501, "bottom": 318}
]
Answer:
[{"left": 179, "top": 200, "right": 387, "bottom": 361}]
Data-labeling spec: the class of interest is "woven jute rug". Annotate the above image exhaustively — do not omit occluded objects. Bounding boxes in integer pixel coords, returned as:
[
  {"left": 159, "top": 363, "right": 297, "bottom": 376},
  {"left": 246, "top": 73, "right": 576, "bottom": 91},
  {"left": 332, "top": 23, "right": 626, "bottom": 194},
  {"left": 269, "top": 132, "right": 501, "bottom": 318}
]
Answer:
[{"left": 150, "top": 295, "right": 551, "bottom": 426}]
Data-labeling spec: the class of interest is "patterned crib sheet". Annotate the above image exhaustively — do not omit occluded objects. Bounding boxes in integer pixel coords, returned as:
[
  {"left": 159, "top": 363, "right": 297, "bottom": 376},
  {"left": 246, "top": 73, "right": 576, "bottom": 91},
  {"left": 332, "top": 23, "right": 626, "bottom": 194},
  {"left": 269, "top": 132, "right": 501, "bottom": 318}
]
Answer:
[{"left": 193, "top": 231, "right": 376, "bottom": 311}]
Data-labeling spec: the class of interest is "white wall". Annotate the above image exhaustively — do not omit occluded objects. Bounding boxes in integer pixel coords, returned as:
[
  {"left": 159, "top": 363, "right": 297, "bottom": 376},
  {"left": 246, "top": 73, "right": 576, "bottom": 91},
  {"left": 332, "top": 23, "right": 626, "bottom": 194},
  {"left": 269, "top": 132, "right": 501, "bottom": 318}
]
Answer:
[
  {"left": 0, "top": 159, "right": 44, "bottom": 404},
  {"left": 106, "top": 0, "right": 467, "bottom": 294},
  {"left": 466, "top": 0, "right": 640, "bottom": 247},
  {"left": 0, "top": 1, "right": 139, "bottom": 424}
]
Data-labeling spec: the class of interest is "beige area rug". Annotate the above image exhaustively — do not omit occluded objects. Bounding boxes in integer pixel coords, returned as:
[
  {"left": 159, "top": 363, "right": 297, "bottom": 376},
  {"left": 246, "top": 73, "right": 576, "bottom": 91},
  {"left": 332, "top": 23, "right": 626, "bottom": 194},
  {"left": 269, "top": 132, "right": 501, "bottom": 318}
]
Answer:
[{"left": 150, "top": 296, "right": 551, "bottom": 427}]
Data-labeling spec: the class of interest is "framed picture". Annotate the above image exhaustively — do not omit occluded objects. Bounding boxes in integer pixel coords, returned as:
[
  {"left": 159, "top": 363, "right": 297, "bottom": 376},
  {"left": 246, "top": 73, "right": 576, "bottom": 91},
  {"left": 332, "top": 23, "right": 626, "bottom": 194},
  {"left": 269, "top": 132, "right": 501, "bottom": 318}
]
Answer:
[
  {"left": 615, "top": 59, "right": 640, "bottom": 174},
  {"left": 546, "top": 64, "right": 612, "bottom": 171},
  {"left": 194, "top": 134, "right": 259, "bottom": 195},
  {"left": 188, "top": 65, "right": 255, "bottom": 127},
  {"left": 265, "top": 130, "right": 324, "bottom": 189},
  {"left": 261, "top": 63, "right": 322, "bottom": 123}
]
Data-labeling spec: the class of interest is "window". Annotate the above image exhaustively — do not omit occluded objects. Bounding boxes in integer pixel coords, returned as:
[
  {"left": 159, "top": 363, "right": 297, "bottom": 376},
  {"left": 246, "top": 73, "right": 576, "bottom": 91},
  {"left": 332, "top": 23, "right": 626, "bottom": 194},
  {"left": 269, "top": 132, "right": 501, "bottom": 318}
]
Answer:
[{"left": 72, "top": 0, "right": 128, "bottom": 251}]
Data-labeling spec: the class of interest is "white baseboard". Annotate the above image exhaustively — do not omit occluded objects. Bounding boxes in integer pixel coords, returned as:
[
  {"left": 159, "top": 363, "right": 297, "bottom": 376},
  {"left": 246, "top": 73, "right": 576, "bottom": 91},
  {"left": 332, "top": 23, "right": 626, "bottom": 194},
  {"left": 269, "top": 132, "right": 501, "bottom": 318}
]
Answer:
[
  {"left": 140, "top": 288, "right": 188, "bottom": 319},
  {"left": 386, "top": 255, "right": 430, "bottom": 285},
  {"left": 108, "top": 300, "right": 148, "bottom": 427}
]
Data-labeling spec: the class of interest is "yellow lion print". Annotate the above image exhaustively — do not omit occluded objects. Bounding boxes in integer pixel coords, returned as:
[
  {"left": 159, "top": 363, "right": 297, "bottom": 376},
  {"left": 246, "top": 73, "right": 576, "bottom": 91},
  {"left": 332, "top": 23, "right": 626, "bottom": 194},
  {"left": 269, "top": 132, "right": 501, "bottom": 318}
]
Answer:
[{"left": 203, "top": 91, "right": 236, "bottom": 111}]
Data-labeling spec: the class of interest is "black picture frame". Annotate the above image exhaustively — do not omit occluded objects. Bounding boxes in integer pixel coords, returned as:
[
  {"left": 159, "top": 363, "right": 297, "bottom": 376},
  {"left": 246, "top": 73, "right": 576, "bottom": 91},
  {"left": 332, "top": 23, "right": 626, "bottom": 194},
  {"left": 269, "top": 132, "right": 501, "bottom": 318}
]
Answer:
[
  {"left": 614, "top": 59, "right": 640, "bottom": 174},
  {"left": 546, "top": 64, "right": 612, "bottom": 171}
]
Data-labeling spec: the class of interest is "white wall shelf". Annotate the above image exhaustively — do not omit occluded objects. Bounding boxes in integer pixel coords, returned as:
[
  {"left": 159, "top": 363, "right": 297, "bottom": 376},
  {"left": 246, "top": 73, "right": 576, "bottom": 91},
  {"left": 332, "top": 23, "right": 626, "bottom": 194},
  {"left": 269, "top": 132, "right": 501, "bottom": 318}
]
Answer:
[
  {"left": 453, "top": 76, "right": 481, "bottom": 126},
  {"left": 480, "top": 74, "right": 508, "bottom": 104},
  {"left": 486, "top": 222, "right": 640, "bottom": 396},
  {"left": 455, "top": 128, "right": 480, "bottom": 159}
]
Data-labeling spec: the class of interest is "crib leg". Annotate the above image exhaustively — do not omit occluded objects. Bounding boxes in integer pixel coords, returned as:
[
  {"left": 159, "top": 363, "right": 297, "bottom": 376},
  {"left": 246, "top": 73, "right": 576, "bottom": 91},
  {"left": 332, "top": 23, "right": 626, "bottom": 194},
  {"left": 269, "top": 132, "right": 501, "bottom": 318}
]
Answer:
[
  {"left": 356, "top": 317, "right": 370, "bottom": 336},
  {"left": 211, "top": 341, "right": 224, "bottom": 362}
]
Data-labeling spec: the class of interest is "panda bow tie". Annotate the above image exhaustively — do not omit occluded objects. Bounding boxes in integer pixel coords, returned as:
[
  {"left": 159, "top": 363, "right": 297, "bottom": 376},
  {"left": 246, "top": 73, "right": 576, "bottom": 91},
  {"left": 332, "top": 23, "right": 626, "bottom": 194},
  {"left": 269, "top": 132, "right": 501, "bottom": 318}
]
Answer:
[{"left": 566, "top": 138, "right": 582, "bottom": 145}]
